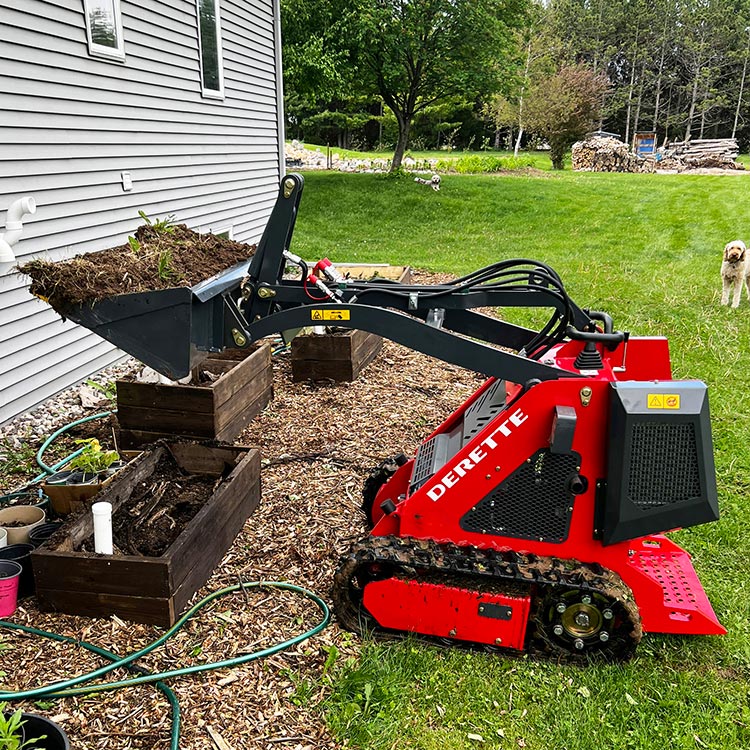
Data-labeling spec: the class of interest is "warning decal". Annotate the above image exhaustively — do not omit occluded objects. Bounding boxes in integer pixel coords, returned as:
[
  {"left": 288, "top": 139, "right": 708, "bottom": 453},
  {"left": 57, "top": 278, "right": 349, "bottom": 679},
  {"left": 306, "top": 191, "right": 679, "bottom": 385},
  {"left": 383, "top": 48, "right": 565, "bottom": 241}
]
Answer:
[
  {"left": 647, "top": 393, "right": 681, "bottom": 410},
  {"left": 311, "top": 309, "right": 351, "bottom": 321}
]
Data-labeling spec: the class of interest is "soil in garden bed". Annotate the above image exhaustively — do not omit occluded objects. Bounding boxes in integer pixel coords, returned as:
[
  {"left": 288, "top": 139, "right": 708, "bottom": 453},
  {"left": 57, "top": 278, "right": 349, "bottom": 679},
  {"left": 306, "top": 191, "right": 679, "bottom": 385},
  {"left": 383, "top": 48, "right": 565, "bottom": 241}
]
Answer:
[
  {"left": 18, "top": 222, "right": 256, "bottom": 312},
  {"left": 76, "top": 451, "right": 220, "bottom": 556}
]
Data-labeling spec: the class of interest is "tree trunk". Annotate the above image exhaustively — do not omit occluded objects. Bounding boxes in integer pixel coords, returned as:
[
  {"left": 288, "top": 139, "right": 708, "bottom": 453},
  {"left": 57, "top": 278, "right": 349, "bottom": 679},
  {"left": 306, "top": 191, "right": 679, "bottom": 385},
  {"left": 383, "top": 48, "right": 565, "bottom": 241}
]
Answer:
[
  {"left": 652, "top": 13, "right": 670, "bottom": 132},
  {"left": 391, "top": 115, "right": 412, "bottom": 171},
  {"left": 549, "top": 140, "right": 565, "bottom": 170},
  {"left": 624, "top": 27, "right": 640, "bottom": 147},
  {"left": 515, "top": 38, "right": 532, "bottom": 158},
  {"left": 633, "top": 63, "right": 645, "bottom": 137},
  {"left": 732, "top": 38, "right": 749, "bottom": 139},
  {"left": 685, "top": 36, "right": 705, "bottom": 141}
]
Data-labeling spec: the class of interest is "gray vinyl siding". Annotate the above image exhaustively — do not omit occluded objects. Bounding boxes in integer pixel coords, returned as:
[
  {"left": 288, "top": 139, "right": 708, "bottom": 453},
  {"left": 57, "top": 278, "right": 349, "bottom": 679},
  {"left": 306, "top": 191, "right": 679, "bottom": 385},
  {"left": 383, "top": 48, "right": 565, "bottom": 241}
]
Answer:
[{"left": 0, "top": 0, "right": 283, "bottom": 425}]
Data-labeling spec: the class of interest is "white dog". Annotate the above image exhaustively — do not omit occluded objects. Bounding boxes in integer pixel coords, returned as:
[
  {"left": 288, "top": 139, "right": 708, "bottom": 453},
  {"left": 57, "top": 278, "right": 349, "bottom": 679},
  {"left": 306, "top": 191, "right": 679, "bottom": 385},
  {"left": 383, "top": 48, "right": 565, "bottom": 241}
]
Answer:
[
  {"left": 414, "top": 174, "right": 441, "bottom": 191},
  {"left": 721, "top": 240, "right": 750, "bottom": 308}
]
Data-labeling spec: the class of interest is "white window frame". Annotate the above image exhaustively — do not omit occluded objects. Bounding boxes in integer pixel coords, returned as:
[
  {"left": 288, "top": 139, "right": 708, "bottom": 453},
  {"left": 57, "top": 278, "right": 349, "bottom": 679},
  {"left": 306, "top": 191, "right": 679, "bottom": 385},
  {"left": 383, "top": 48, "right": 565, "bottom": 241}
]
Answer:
[
  {"left": 83, "top": 0, "right": 126, "bottom": 61},
  {"left": 196, "top": 0, "right": 225, "bottom": 99},
  {"left": 212, "top": 226, "right": 234, "bottom": 240}
]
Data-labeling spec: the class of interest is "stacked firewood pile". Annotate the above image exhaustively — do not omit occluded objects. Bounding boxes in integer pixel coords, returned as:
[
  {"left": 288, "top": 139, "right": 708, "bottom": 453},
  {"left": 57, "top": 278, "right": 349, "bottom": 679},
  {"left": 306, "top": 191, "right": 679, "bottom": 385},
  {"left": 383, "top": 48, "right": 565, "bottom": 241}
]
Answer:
[
  {"left": 573, "top": 135, "right": 744, "bottom": 172},
  {"left": 572, "top": 136, "right": 655, "bottom": 173},
  {"left": 659, "top": 138, "right": 743, "bottom": 170}
]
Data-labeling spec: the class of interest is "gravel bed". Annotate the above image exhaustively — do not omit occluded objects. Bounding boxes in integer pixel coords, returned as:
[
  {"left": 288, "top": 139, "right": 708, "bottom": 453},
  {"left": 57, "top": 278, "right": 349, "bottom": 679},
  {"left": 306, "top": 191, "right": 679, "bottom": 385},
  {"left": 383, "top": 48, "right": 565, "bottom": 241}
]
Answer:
[{"left": 0, "top": 358, "right": 139, "bottom": 449}]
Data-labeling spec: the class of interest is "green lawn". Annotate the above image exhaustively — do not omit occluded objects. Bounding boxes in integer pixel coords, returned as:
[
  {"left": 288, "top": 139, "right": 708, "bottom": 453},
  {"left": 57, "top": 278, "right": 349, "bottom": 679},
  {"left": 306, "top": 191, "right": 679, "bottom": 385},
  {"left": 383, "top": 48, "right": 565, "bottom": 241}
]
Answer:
[{"left": 288, "top": 170, "right": 750, "bottom": 750}]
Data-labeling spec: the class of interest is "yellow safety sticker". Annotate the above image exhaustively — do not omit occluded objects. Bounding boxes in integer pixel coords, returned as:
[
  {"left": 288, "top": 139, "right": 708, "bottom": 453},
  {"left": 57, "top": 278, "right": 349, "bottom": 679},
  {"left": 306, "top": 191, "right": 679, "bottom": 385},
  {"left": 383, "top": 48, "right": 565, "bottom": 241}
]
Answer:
[
  {"left": 311, "top": 309, "right": 350, "bottom": 321},
  {"left": 647, "top": 393, "right": 680, "bottom": 409}
]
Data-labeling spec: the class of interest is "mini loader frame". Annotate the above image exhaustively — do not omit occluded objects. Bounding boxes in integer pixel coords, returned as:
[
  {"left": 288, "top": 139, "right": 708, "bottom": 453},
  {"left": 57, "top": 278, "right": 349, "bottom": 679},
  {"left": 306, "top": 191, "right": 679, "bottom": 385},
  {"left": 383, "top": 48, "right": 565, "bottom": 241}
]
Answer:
[{"left": 56, "top": 174, "right": 724, "bottom": 661}]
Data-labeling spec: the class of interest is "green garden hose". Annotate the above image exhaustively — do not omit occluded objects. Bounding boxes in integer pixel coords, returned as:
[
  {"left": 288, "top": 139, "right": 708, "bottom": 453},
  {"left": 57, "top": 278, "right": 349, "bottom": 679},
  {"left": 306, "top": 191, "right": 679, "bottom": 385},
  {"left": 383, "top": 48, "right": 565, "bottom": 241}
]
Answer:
[
  {"left": 0, "top": 581, "right": 331, "bottom": 750},
  {"left": 4, "top": 348, "right": 327, "bottom": 747},
  {"left": 34, "top": 410, "right": 115, "bottom": 477}
]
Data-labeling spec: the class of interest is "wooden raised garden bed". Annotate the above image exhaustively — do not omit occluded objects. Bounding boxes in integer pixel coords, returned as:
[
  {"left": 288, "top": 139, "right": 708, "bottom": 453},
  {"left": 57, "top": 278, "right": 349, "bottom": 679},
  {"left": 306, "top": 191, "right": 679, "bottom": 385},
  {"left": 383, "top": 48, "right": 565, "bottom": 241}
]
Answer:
[
  {"left": 116, "top": 341, "right": 273, "bottom": 449},
  {"left": 291, "top": 265, "right": 411, "bottom": 382},
  {"left": 32, "top": 442, "right": 260, "bottom": 626}
]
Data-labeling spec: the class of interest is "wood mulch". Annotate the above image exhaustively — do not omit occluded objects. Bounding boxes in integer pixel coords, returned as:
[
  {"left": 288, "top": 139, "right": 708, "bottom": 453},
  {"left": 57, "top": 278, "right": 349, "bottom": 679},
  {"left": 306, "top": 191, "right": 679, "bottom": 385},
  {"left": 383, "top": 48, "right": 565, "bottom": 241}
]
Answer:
[{"left": 1, "top": 271, "right": 485, "bottom": 750}]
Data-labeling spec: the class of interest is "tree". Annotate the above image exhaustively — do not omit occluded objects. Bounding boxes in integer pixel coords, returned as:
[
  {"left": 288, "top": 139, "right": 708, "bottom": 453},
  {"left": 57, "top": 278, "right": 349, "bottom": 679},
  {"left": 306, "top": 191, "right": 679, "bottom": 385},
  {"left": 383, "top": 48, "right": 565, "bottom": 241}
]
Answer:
[
  {"left": 280, "top": 0, "right": 352, "bottom": 101},
  {"left": 347, "top": 0, "right": 529, "bottom": 170},
  {"left": 523, "top": 64, "right": 609, "bottom": 169}
]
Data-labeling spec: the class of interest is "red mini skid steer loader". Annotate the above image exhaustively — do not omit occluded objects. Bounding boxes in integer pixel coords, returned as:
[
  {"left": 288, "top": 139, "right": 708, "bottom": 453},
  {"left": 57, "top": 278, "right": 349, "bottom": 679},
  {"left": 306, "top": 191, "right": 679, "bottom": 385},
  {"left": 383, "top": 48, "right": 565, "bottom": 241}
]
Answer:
[{"left": 50, "top": 174, "right": 724, "bottom": 662}]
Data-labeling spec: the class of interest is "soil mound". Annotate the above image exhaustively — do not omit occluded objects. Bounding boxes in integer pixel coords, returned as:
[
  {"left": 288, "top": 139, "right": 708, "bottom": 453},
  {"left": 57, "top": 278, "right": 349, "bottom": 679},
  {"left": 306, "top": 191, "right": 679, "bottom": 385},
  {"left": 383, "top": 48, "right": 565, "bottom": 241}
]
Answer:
[{"left": 18, "top": 222, "right": 256, "bottom": 311}]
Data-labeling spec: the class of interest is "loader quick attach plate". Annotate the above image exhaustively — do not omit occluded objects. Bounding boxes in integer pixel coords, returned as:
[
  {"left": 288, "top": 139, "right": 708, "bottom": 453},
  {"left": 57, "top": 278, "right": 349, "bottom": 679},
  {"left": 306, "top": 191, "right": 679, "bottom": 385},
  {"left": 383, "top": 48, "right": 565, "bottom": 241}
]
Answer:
[{"left": 600, "top": 381, "right": 719, "bottom": 545}]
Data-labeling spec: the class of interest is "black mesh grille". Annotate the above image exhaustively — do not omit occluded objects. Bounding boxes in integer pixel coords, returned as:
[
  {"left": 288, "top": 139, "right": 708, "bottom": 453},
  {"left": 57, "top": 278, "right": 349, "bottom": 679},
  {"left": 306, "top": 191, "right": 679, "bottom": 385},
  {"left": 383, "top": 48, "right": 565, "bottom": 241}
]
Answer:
[
  {"left": 460, "top": 449, "right": 580, "bottom": 542},
  {"left": 410, "top": 435, "right": 439, "bottom": 491},
  {"left": 628, "top": 422, "right": 701, "bottom": 508}
]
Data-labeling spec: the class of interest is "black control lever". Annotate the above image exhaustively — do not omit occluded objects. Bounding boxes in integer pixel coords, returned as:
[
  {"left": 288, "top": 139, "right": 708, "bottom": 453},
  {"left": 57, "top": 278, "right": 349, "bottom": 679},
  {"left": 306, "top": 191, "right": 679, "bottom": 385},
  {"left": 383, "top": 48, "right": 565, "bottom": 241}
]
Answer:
[{"left": 566, "top": 325, "right": 626, "bottom": 349}]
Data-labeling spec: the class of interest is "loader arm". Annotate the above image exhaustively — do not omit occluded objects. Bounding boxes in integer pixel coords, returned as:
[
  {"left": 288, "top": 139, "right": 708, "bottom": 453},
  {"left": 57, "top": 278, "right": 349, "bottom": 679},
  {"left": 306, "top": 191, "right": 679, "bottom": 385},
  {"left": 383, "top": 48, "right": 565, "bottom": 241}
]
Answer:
[
  {"left": 62, "top": 173, "right": 624, "bottom": 381},
  {"left": 223, "top": 174, "right": 624, "bottom": 384}
]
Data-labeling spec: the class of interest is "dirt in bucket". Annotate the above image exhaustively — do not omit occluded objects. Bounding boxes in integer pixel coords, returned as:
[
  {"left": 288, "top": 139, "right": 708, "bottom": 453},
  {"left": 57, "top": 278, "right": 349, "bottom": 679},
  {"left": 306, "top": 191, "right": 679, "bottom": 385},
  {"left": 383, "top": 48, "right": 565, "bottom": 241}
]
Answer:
[{"left": 18, "top": 221, "right": 256, "bottom": 311}]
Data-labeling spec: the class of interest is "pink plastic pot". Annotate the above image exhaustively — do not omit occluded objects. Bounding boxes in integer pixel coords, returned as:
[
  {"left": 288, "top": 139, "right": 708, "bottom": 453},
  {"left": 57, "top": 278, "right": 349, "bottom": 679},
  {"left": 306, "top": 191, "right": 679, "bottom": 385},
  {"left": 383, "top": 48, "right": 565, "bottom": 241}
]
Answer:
[{"left": 0, "top": 560, "right": 22, "bottom": 617}]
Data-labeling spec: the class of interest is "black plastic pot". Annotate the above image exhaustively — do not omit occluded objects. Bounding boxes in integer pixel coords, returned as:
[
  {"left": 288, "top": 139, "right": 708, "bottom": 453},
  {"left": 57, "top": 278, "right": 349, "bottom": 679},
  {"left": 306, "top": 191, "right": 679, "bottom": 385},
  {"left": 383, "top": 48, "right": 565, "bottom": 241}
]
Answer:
[
  {"left": 45, "top": 469, "right": 98, "bottom": 486},
  {"left": 0, "top": 488, "right": 49, "bottom": 510},
  {"left": 19, "top": 713, "right": 70, "bottom": 750},
  {"left": 0, "top": 543, "right": 35, "bottom": 598},
  {"left": 27, "top": 522, "right": 63, "bottom": 548}
]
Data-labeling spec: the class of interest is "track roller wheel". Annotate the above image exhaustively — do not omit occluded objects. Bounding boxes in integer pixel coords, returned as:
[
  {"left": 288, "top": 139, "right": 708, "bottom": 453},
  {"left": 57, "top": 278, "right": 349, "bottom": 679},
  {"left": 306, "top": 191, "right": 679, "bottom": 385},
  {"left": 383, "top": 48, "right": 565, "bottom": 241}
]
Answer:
[{"left": 533, "top": 572, "right": 642, "bottom": 662}]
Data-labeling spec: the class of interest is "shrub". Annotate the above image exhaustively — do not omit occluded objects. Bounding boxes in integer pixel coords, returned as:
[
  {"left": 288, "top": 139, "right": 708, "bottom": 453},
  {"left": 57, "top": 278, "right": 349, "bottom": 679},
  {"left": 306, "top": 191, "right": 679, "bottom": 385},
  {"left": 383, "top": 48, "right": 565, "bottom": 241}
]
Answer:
[{"left": 434, "top": 154, "right": 535, "bottom": 173}]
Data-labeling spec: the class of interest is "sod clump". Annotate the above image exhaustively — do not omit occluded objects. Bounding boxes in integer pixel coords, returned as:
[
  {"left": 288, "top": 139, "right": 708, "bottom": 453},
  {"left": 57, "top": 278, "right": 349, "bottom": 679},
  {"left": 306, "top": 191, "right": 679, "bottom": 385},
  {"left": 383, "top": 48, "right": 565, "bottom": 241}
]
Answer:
[{"left": 18, "top": 220, "right": 256, "bottom": 312}]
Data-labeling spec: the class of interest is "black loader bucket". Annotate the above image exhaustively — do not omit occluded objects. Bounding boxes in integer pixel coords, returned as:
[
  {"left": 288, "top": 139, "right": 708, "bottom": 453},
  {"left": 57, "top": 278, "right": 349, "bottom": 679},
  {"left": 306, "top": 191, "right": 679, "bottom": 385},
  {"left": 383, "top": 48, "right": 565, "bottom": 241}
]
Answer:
[{"left": 62, "top": 261, "right": 250, "bottom": 380}]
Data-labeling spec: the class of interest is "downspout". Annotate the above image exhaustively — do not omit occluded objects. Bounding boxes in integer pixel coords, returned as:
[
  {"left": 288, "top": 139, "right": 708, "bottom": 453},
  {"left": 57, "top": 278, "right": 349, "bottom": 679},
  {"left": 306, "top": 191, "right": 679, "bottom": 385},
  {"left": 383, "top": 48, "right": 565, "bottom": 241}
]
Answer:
[
  {"left": 0, "top": 196, "right": 36, "bottom": 267},
  {"left": 273, "top": 0, "right": 286, "bottom": 178}
]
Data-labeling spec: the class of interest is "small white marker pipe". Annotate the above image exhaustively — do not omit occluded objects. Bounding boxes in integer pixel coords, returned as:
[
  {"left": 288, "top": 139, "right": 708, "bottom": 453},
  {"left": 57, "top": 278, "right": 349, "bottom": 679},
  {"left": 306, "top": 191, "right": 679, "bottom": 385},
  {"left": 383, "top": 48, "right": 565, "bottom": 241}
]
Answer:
[{"left": 92, "top": 501, "right": 113, "bottom": 555}]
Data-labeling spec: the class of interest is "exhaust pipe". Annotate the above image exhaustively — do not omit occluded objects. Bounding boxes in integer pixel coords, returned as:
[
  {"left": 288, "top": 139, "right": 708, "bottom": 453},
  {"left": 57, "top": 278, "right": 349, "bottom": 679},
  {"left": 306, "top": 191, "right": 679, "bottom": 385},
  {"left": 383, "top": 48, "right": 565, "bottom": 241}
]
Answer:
[{"left": 0, "top": 196, "right": 36, "bottom": 265}]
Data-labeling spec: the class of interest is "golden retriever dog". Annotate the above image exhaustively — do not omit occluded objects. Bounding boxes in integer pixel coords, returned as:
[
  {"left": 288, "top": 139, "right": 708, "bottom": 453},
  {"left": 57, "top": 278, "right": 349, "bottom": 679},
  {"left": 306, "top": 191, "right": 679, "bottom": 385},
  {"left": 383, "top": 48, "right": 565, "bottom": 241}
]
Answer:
[{"left": 721, "top": 240, "right": 750, "bottom": 308}]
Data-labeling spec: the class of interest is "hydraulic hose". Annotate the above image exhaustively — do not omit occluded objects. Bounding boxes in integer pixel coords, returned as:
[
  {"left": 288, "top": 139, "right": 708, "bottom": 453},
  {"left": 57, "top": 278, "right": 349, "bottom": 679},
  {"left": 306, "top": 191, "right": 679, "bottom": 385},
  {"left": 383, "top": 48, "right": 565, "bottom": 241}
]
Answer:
[{"left": 0, "top": 582, "right": 331, "bottom": 750}]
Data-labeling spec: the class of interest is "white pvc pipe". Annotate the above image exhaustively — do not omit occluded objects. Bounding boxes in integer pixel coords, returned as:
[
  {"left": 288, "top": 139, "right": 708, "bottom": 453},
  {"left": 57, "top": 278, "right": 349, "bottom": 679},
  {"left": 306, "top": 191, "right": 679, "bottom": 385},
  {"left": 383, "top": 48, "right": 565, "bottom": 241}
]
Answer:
[
  {"left": 92, "top": 501, "right": 114, "bottom": 555},
  {"left": 0, "top": 196, "right": 37, "bottom": 264}
]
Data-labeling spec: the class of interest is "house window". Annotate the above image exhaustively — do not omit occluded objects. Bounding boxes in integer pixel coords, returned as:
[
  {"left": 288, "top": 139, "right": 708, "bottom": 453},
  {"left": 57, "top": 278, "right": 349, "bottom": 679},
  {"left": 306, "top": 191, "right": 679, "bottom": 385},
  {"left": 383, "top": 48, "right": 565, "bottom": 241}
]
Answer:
[
  {"left": 83, "top": 0, "right": 125, "bottom": 60},
  {"left": 197, "top": 0, "right": 224, "bottom": 98},
  {"left": 213, "top": 227, "right": 233, "bottom": 240}
]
